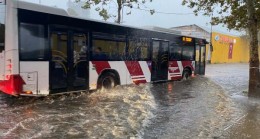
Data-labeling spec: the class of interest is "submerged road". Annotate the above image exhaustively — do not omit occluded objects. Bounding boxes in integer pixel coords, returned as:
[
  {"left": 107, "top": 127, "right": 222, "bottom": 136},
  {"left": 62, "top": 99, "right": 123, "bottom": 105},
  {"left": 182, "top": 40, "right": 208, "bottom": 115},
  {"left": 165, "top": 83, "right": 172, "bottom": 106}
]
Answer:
[{"left": 0, "top": 63, "right": 259, "bottom": 138}]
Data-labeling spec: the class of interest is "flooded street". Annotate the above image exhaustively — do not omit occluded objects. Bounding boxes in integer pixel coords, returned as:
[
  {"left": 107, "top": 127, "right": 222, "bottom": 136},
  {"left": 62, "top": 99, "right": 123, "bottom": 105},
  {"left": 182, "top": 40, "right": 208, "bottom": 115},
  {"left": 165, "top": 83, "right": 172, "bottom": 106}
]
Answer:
[
  {"left": 0, "top": 86, "right": 156, "bottom": 139},
  {"left": 142, "top": 77, "right": 233, "bottom": 138},
  {"left": 206, "top": 63, "right": 249, "bottom": 97},
  {"left": 206, "top": 64, "right": 260, "bottom": 139},
  {"left": 0, "top": 63, "right": 260, "bottom": 138}
]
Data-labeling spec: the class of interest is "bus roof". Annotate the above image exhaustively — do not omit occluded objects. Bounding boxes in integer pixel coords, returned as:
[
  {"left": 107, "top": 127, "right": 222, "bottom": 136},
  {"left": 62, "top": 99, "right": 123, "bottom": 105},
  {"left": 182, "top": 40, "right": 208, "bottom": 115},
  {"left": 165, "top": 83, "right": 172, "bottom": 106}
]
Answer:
[
  {"left": 16, "top": 1, "right": 206, "bottom": 40},
  {"left": 17, "top": 1, "right": 69, "bottom": 17}
]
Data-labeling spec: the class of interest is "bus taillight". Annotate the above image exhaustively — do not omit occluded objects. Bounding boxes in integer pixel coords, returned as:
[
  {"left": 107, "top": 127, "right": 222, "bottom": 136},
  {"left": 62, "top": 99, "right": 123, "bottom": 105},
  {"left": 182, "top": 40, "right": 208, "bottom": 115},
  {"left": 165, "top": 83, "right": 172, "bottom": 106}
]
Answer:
[{"left": 24, "top": 91, "right": 33, "bottom": 94}]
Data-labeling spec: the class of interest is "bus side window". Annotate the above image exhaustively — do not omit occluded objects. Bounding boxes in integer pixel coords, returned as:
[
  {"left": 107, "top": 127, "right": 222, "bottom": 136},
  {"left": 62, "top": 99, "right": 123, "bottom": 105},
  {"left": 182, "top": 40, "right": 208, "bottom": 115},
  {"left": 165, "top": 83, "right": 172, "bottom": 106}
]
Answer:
[
  {"left": 169, "top": 42, "right": 182, "bottom": 61},
  {"left": 92, "top": 38, "right": 126, "bottom": 61},
  {"left": 128, "top": 38, "right": 150, "bottom": 61},
  {"left": 19, "top": 23, "right": 46, "bottom": 60},
  {"left": 182, "top": 45, "right": 195, "bottom": 60}
]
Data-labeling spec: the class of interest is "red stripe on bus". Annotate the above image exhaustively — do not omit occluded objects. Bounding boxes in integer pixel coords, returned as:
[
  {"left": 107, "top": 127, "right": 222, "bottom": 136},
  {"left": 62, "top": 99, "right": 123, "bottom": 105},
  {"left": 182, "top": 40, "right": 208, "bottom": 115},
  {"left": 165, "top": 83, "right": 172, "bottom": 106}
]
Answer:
[
  {"left": 132, "top": 76, "right": 145, "bottom": 79},
  {"left": 133, "top": 80, "right": 147, "bottom": 85},
  {"left": 168, "top": 61, "right": 180, "bottom": 73},
  {"left": 125, "top": 61, "right": 145, "bottom": 77},
  {"left": 171, "top": 76, "right": 182, "bottom": 80},
  {"left": 92, "top": 61, "right": 111, "bottom": 74}
]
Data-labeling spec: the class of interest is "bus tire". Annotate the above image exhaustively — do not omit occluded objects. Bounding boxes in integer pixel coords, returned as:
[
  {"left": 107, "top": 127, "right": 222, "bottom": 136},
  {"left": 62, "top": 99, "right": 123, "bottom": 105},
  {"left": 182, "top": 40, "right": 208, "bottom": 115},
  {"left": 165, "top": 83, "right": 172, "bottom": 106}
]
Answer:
[
  {"left": 182, "top": 69, "right": 191, "bottom": 80},
  {"left": 98, "top": 72, "right": 117, "bottom": 90}
]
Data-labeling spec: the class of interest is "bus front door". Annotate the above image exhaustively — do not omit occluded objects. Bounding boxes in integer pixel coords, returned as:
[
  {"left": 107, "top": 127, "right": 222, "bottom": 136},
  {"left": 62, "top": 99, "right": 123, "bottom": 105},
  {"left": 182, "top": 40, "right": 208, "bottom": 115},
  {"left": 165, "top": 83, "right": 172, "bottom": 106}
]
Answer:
[
  {"left": 195, "top": 44, "right": 206, "bottom": 75},
  {"left": 151, "top": 40, "right": 169, "bottom": 82},
  {"left": 50, "top": 30, "right": 88, "bottom": 93}
]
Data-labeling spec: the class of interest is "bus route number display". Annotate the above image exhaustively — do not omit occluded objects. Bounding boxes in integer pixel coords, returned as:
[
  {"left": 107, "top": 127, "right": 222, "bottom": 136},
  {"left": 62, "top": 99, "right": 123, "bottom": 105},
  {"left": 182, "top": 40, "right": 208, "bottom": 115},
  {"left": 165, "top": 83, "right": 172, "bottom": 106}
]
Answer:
[{"left": 182, "top": 37, "right": 192, "bottom": 42}]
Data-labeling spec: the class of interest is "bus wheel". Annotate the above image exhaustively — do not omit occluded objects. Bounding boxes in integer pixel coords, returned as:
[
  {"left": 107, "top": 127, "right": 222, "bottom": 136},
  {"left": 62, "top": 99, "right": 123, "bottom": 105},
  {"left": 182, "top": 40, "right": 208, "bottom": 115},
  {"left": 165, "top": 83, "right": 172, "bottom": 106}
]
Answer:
[
  {"left": 182, "top": 69, "right": 191, "bottom": 80},
  {"left": 98, "top": 72, "right": 116, "bottom": 89}
]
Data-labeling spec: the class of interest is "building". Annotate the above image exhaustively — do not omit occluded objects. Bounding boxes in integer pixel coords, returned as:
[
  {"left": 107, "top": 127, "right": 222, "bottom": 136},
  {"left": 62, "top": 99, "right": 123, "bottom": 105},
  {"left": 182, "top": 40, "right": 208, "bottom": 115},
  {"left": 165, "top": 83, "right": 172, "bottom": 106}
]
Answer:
[
  {"left": 143, "top": 26, "right": 181, "bottom": 35},
  {"left": 170, "top": 24, "right": 211, "bottom": 42},
  {"left": 171, "top": 24, "right": 260, "bottom": 64}
]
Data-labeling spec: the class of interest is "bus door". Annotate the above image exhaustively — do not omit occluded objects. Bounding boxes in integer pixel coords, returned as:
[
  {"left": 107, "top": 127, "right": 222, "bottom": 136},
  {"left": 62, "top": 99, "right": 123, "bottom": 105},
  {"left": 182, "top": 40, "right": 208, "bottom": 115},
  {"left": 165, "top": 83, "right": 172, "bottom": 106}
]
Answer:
[
  {"left": 151, "top": 40, "right": 169, "bottom": 81},
  {"left": 195, "top": 41, "right": 206, "bottom": 75},
  {"left": 50, "top": 29, "right": 88, "bottom": 92}
]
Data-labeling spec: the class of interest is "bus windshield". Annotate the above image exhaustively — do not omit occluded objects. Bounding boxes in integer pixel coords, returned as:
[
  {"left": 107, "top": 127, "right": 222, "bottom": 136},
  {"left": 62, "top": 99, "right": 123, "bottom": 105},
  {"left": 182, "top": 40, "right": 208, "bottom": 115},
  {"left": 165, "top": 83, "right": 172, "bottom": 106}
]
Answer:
[{"left": 0, "top": 4, "right": 5, "bottom": 52}]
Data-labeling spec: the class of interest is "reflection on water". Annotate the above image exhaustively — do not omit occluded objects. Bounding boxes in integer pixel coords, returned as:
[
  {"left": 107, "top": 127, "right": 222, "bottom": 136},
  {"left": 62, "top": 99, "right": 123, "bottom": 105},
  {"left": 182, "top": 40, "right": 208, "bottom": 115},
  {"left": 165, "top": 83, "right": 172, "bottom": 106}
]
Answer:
[
  {"left": 150, "top": 81, "right": 195, "bottom": 107},
  {"left": 0, "top": 85, "right": 156, "bottom": 139}
]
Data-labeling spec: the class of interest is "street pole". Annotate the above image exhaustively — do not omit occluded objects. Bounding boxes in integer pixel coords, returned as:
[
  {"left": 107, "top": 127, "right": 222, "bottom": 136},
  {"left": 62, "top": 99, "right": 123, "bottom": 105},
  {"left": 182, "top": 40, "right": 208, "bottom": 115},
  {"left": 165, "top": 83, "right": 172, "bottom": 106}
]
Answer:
[
  {"left": 209, "top": 12, "right": 213, "bottom": 64},
  {"left": 121, "top": 0, "right": 124, "bottom": 24}
]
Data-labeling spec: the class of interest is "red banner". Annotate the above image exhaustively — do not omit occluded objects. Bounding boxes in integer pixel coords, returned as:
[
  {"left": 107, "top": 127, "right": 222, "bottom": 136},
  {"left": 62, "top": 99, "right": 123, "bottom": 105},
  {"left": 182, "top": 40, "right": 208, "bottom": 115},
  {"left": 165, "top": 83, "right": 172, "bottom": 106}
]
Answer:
[{"left": 228, "top": 43, "right": 233, "bottom": 59}]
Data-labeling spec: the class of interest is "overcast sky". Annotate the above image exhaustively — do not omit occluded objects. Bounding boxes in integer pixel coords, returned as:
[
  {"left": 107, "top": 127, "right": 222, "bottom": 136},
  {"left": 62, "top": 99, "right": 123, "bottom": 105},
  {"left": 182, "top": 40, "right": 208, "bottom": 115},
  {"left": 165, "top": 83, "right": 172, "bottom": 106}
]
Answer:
[{"left": 21, "top": 0, "right": 241, "bottom": 36}]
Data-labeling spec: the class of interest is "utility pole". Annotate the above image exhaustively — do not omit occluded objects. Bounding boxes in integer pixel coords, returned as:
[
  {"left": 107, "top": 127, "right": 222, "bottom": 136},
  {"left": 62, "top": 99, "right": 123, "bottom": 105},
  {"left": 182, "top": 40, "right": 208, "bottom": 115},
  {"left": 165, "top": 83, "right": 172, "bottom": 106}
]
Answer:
[{"left": 209, "top": 12, "right": 213, "bottom": 64}]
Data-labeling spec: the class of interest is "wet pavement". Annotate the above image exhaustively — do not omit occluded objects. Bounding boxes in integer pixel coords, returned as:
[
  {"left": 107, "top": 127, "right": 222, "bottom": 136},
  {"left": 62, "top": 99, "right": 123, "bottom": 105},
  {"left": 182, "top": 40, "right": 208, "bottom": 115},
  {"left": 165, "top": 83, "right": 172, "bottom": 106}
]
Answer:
[
  {"left": 206, "top": 64, "right": 260, "bottom": 139},
  {"left": 0, "top": 63, "right": 259, "bottom": 139},
  {"left": 142, "top": 63, "right": 260, "bottom": 139},
  {"left": 142, "top": 77, "right": 233, "bottom": 138}
]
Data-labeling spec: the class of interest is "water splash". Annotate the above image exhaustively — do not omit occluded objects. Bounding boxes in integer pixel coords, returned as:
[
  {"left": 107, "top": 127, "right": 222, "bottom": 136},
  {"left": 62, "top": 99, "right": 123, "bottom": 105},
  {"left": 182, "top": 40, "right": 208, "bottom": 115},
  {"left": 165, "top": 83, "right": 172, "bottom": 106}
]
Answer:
[{"left": 0, "top": 84, "right": 156, "bottom": 138}]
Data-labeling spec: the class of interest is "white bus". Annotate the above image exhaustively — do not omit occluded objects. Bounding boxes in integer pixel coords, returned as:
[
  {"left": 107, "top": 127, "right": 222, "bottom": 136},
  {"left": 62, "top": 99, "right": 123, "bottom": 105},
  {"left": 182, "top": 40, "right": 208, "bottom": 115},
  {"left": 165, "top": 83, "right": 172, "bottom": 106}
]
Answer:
[{"left": 0, "top": 1, "right": 206, "bottom": 96}]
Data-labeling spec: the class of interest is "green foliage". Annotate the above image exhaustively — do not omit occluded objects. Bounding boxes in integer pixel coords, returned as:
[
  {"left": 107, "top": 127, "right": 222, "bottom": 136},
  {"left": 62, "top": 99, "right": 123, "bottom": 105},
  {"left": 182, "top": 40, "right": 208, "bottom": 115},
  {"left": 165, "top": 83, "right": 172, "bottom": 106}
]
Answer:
[
  {"left": 183, "top": 0, "right": 260, "bottom": 96},
  {"left": 76, "top": 0, "right": 153, "bottom": 23},
  {"left": 182, "top": 0, "right": 260, "bottom": 30}
]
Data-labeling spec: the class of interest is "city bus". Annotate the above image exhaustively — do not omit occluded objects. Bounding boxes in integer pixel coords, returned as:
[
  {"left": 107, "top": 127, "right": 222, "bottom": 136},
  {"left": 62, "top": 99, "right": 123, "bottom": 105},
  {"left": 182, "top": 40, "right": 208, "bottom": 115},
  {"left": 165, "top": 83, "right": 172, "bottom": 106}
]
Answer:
[{"left": 0, "top": 1, "right": 206, "bottom": 96}]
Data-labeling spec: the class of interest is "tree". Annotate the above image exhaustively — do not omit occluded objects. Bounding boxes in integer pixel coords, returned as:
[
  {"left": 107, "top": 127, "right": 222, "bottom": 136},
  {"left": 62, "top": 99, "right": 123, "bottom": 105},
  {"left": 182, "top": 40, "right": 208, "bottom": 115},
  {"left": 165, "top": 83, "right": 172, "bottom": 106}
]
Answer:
[
  {"left": 182, "top": 0, "right": 260, "bottom": 97},
  {"left": 76, "top": 0, "right": 153, "bottom": 24}
]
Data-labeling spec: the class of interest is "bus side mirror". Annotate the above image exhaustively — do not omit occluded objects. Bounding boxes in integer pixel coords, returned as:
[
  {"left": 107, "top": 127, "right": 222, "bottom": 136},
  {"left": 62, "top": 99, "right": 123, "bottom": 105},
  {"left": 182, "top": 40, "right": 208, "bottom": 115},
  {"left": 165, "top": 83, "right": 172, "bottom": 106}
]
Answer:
[{"left": 210, "top": 44, "right": 213, "bottom": 52}]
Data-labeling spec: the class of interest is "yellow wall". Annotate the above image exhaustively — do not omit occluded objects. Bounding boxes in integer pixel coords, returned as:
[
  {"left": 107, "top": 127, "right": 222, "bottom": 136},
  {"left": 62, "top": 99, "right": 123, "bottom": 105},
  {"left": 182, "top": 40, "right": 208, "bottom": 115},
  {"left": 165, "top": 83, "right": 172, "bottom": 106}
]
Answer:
[{"left": 210, "top": 32, "right": 250, "bottom": 63}]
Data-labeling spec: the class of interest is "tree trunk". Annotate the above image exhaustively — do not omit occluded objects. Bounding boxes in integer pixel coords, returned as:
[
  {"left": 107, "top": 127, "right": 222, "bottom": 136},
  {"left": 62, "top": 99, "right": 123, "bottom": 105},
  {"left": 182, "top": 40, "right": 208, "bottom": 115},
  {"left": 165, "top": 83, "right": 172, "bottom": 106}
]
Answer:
[
  {"left": 117, "top": 0, "right": 122, "bottom": 24},
  {"left": 246, "top": 0, "right": 260, "bottom": 97}
]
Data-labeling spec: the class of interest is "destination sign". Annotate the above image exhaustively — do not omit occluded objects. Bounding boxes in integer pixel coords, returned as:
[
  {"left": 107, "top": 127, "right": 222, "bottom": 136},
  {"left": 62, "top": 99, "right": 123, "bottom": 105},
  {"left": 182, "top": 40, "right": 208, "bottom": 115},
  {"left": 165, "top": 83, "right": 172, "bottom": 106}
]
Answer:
[{"left": 182, "top": 37, "right": 192, "bottom": 42}]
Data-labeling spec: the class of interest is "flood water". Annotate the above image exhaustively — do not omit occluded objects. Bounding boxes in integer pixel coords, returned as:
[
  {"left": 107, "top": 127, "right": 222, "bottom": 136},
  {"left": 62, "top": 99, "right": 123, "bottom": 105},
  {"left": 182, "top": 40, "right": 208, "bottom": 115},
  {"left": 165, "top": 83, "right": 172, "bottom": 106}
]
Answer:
[
  {"left": 0, "top": 78, "right": 233, "bottom": 139},
  {"left": 0, "top": 63, "right": 259, "bottom": 138},
  {"left": 0, "top": 85, "right": 156, "bottom": 139},
  {"left": 206, "top": 63, "right": 260, "bottom": 139}
]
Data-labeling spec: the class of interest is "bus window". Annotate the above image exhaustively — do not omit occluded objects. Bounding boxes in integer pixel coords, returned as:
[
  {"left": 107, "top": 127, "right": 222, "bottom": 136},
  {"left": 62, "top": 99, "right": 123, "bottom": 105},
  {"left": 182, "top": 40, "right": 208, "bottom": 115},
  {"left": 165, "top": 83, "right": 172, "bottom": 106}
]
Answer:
[
  {"left": 19, "top": 23, "right": 46, "bottom": 60},
  {"left": 0, "top": 5, "right": 5, "bottom": 52},
  {"left": 182, "top": 44, "right": 195, "bottom": 61},
  {"left": 92, "top": 39, "right": 126, "bottom": 61},
  {"left": 128, "top": 38, "right": 150, "bottom": 60},
  {"left": 169, "top": 42, "right": 182, "bottom": 60},
  {"left": 73, "top": 33, "right": 87, "bottom": 61}
]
